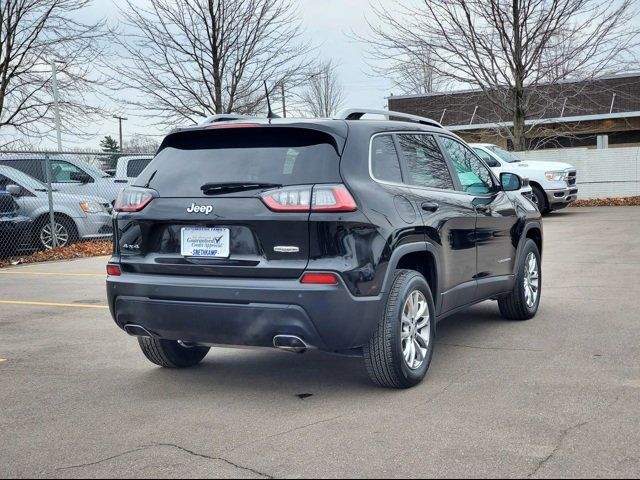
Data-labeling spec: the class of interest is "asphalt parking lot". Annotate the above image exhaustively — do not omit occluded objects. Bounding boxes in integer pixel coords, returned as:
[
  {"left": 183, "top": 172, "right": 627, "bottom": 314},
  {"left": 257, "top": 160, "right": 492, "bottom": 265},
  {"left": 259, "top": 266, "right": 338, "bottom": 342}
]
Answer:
[{"left": 1, "top": 206, "right": 639, "bottom": 479}]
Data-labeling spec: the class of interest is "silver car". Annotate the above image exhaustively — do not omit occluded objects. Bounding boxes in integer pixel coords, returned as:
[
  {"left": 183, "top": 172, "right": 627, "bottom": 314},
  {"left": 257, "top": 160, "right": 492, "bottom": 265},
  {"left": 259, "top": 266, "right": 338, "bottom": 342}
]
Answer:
[
  {"left": 0, "top": 153, "right": 124, "bottom": 204},
  {"left": 0, "top": 165, "right": 113, "bottom": 250}
]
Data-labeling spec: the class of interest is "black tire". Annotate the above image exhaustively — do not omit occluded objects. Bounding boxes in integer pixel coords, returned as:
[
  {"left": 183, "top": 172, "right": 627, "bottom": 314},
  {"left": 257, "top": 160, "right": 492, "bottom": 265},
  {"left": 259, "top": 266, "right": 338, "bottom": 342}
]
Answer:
[
  {"left": 364, "top": 269, "right": 436, "bottom": 389},
  {"left": 531, "top": 186, "right": 549, "bottom": 213},
  {"left": 34, "top": 215, "right": 78, "bottom": 250},
  {"left": 138, "top": 337, "right": 210, "bottom": 368},
  {"left": 498, "top": 239, "right": 542, "bottom": 320}
]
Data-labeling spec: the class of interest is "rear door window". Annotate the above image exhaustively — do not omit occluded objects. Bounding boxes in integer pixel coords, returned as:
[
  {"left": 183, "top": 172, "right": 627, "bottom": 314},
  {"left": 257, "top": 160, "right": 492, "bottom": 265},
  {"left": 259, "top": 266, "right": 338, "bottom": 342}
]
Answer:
[
  {"left": 371, "top": 135, "right": 403, "bottom": 183},
  {"left": 136, "top": 127, "right": 342, "bottom": 197},
  {"left": 397, "top": 134, "right": 454, "bottom": 190},
  {"left": 0, "top": 159, "right": 44, "bottom": 182}
]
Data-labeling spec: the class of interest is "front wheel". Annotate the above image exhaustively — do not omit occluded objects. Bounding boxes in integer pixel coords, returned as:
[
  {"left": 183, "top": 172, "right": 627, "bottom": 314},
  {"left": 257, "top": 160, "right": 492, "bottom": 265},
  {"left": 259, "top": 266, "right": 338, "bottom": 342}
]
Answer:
[
  {"left": 498, "top": 239, "right": 542, "bottom": 320},
  {"left": 138, "top": 337, "right": 210, "bottom": 368},
  {"left": 531, "top": 186, "right": 549, "bottom": 214},
  {"left": 364, "top": 269, "right": 436, "bottom": 389},
  {"left": 35, "top": 216, "right": 78, "bottom": 250}
]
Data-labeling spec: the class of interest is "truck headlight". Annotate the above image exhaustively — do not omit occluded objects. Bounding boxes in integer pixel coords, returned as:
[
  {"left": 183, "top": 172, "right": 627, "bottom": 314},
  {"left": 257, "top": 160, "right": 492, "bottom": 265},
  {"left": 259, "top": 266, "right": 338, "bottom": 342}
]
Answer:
[
  {"left": 80, "top": 201, "right": 105, "bottom": 214},
  {"left": 545, "top": 171, "right": 567, "bottom": 181}
]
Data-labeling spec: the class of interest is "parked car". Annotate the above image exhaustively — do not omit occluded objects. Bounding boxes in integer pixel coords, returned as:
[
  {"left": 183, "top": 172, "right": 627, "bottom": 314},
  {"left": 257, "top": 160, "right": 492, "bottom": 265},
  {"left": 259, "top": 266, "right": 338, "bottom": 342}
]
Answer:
[
  {"left": 0, "top": 153, "right": 124, "bottom": 204},
  {"left": 0, "top": 192, "right": 31, "bottom": 258},
  {"left": 0, "top": 166, "right": 113, "bottom": 250},
  {"left": 107, "top": 109, "right": 542, "bottom": 389},
  {"left": 470, "top": 143, "right": 578, "bottom": 212},
  {"left": 113, "top": 155, "right": 154, "bottom": 185}
]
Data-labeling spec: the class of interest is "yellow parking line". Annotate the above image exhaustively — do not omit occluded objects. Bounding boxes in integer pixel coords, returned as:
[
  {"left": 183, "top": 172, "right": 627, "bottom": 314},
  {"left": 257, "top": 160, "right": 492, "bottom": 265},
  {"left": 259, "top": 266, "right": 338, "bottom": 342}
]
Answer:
[
  {"left": 0, "top": 359, "right": 6, "bottom": 363},
  {"left": 0, "top": 300, "right": 108, "bottom": 309},
  {"left": 0, "top": 271, "right": 103, "bottom": 277}
]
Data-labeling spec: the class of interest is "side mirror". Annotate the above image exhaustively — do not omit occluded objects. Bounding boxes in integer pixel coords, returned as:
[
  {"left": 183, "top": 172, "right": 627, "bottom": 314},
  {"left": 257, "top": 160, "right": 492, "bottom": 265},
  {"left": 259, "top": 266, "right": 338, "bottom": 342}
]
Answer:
[
  {"left": 6, "top": 184, "right": 22, "bottom": 196},
  {"left": 500, "top": 172, "right": 522, "bottom": 192},
  {"left": 71, "top": 172, "right": 93, "bottom": 184}
]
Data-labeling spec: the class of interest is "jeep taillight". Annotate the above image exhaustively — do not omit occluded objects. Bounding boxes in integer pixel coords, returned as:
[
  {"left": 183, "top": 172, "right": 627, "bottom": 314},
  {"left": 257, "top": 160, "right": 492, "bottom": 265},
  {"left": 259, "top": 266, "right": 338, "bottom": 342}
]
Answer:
[
  {"left": 114, "top": 187, "right": 156, "bottom": 212},
  {"left": 260, "top": 184, "right": 356, "bottom": 212}
]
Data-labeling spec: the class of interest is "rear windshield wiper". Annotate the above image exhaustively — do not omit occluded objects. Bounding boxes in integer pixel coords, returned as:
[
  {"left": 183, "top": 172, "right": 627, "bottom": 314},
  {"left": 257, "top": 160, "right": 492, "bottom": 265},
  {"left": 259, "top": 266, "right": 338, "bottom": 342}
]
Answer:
[{"left": 200, "top": 182, "right": 282, "bottom": 195}]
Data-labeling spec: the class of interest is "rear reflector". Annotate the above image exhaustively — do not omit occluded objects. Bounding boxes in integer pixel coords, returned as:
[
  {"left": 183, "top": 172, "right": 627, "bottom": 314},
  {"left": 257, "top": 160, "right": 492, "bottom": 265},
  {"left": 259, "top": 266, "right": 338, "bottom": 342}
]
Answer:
[
  {"left": 300, "top": 272, "right": 339, "bottom": 285},
  {"left": 107, "top": 265, "right": 121, "bottom": 276}
]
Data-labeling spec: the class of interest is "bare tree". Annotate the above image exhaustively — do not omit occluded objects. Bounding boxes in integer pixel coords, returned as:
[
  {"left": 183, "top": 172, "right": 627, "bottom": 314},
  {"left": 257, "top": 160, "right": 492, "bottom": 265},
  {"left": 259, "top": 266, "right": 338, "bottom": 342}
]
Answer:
[
  {"left": 298, "top": 60, "right": 345, "bottom": 117},
  {"left": 0, "top": 0, "right": 107, "bottom": 141},
  {"left": 122, "top": 134, "right": 161, "bottom": 154},
  {"left": 362, "top": 0, "right": 640, "bottom": 150},
  {"left": 113, "top": 0, "right": 311, "bottom": 127}
]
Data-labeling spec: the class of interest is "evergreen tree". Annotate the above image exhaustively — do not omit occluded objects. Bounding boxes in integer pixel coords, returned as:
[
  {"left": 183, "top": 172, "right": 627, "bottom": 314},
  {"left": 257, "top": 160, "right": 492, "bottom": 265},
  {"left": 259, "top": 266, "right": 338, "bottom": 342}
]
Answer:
[{"left": 100, "top": 135, "right": 119, "bottom": 152}]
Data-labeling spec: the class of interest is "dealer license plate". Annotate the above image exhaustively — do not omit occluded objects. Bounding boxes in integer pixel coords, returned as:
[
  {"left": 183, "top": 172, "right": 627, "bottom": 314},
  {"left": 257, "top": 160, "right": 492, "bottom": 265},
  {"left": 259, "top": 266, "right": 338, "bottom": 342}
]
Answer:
[{"left": 181, "top": 227, "right": 230, "bottom": 258}]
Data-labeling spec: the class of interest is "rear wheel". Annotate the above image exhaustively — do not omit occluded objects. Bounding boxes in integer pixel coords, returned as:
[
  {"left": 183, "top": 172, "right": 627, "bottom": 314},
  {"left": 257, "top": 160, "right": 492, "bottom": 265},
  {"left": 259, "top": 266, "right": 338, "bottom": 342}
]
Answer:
[
  {"left": 364, "top": 269, "right": 436, "bottom": 389},
  {"left": 138, "top": 337, "right": 210, "bottom": 368}
]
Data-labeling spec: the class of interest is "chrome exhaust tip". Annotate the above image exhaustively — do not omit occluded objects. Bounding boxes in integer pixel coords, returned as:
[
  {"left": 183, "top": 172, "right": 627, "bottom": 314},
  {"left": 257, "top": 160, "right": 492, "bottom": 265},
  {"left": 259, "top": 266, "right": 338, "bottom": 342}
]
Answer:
[
  {"left": 273, "top": 335, "right": 308, "bottom": 354},
  {"left": 124, "top": 324, "right": 154, "bottom": 338}
]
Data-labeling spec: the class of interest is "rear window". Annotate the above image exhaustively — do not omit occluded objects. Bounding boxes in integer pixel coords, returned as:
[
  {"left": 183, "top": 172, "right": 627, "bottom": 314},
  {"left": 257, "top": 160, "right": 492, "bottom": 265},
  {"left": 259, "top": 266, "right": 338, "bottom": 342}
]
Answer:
[
  {"left": 136, "top": 128, "right": 342, "bottom": 196},
  {"left": 126, "top": 158, "right": 152, "bottom": 178}
]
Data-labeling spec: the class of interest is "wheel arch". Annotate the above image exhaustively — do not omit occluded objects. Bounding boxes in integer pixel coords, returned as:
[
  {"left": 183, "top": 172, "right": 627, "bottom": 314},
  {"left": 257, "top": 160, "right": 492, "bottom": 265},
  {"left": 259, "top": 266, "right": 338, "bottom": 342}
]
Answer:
[{"left": 382, "top": 243, "right": 441, "bottom": 310}]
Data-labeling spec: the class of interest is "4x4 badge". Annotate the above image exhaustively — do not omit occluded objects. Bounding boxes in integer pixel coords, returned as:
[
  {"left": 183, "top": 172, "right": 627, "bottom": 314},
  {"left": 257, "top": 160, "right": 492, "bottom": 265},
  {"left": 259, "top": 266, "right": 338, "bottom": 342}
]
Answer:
[{"left": 187, "top": 203, "right": 213, "bottom": 215}]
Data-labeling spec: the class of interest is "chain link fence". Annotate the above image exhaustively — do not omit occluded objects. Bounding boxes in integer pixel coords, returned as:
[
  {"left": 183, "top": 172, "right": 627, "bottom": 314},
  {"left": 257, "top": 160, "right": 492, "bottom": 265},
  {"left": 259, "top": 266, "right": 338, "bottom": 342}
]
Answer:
[{"left": 0, "top": 150, "right": 154, "bottom": 259}]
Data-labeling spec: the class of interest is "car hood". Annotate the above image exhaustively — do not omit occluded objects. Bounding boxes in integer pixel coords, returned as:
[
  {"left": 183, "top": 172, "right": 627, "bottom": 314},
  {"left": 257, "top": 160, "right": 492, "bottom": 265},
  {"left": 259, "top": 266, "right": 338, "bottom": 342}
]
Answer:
[
  {"left": 509, "top": 160, "right": 575, "bottom": 171},
  {"left": 47, "top": 191, "right": 110, "bottom": 204}
]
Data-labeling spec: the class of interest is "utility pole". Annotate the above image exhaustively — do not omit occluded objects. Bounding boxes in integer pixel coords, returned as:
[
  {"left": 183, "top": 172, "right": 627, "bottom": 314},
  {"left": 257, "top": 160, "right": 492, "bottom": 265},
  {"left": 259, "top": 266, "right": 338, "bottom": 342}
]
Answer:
[
  {"left": 280, "top": 81, "right": 286, "bottom": 118},
  {"left": 113, "top": 115, "right": 128, "bottom": 151},
  {"left": 50, "top": 61, "right": 63, "bottom": 152}
]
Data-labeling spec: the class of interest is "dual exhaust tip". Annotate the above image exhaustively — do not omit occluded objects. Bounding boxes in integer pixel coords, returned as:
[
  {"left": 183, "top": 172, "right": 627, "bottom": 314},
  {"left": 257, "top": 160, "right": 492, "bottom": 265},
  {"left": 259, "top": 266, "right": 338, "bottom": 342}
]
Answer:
[{"left": 123, "top": 325, "right": 309, "bottom": 353}]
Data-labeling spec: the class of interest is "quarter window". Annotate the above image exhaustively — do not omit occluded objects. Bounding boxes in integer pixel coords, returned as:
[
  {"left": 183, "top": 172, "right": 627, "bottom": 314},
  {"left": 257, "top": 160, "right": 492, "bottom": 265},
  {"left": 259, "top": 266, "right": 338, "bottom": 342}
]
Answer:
[
  {"left": 440, "top": 137, "right": 495, "bottom": 194},
  {"left": 371, "top": 135, "right": 403, "bottom": 183},
  {"left": 397, "top": 134, "right": 454, "bottom": 189}
]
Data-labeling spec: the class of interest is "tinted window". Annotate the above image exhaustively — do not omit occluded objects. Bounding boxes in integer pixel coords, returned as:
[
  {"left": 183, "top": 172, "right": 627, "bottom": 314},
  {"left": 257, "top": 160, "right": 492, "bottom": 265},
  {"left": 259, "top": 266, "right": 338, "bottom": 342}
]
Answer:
[
  {"left": 126, "top": 158, "right": 152, "bottom": 178},
  {"left": 137, "top": 128, "right": 342, "bottom": 197},
  {"left": 440, "top": 137, "right": 495, "bottom": 194},
  {"left": 0, "top": 159, "right": 44, "bottom": 181},
  {"left": 49, "top": 160, "right": 85, "bottom": 183},
  {"left": 371, "top": 135, "right": 402, "bottom": 183},
  {"left": 397, "top": 134, "right": 454, "bottom": 189}
]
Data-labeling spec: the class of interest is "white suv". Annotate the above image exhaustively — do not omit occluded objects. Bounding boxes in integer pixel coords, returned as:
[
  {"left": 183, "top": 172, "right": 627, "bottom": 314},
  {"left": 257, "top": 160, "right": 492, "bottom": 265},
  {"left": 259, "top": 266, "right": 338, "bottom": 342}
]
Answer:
[{"left": 471, "top": 144, "right": 578, "bottom": 213}]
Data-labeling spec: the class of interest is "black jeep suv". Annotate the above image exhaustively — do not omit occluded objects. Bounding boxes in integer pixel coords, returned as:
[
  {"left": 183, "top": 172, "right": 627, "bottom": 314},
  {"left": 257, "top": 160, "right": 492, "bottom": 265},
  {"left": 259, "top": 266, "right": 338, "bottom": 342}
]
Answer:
[{"left": 107, "top": 109, "right": 542, "bottom": 388}]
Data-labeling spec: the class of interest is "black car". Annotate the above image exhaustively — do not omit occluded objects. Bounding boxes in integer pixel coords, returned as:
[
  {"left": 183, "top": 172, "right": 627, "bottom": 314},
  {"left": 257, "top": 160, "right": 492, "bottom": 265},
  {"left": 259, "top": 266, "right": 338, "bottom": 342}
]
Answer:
[
  {"left": 0, "top": 191, "right": 31, "bottom": 258},
  {"left": 107, "top": 109, "right": 542, "bottom": 389}
]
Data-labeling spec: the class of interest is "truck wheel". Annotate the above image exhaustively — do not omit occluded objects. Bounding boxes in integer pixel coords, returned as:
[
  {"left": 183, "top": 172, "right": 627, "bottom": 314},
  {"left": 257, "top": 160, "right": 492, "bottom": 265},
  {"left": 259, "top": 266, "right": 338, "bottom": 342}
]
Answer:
[
  {"left": 138, "top": 337, "right": 210, "bottom": 368},
  {"left": 531, "top": 186, "right": 548, "bottom": 213},
  {"left": 498, "top": 239, "right": 541, "bottom": 320},
  {"left": 364, "top": 269, "right": 436, "bottom": 389}
]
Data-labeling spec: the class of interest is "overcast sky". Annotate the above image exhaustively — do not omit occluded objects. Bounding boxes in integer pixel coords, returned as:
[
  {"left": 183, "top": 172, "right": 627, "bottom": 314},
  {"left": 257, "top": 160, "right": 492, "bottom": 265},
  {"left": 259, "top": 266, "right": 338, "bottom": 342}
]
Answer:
[{"left": 63, "top": 0, "right": 395, "bottom": 150}]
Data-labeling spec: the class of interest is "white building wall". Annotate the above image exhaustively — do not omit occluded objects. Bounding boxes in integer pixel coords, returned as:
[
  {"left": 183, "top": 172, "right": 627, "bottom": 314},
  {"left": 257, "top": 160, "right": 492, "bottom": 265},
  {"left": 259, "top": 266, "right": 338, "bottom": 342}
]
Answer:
[{"left": 517, "top": 148, "right": 640, "bottom": 199}]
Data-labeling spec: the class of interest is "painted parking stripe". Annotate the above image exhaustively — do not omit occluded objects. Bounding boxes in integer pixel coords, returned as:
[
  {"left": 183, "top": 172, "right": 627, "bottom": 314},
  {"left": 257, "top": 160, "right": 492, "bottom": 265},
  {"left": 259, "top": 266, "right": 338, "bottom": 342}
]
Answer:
[
  {"left": 0, "top": 300, "right": 108, "bottom": 309},
  {"left": 0, "top": 359, "right": 6, "bottom": 363},
  {"left": 0, "top": 271, "right": 103, "bottom": 278}
]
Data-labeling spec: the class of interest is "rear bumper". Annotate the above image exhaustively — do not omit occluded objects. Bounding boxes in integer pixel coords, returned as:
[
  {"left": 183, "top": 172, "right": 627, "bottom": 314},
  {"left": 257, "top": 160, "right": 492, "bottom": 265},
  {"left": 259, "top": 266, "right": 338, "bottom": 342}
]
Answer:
[
  {"left": 107, "top": 271, "right": 383, "bottom": 353},
  {"left": 546, "top": 187, "right": 578, "bottom": 209}
]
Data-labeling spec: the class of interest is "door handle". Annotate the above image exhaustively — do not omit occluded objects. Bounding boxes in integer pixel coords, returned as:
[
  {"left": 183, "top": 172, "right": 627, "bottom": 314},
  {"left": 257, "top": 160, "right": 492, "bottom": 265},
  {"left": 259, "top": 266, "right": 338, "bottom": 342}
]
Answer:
[{"left": 421, "top": 202, "right": 439, "bottom": 212}]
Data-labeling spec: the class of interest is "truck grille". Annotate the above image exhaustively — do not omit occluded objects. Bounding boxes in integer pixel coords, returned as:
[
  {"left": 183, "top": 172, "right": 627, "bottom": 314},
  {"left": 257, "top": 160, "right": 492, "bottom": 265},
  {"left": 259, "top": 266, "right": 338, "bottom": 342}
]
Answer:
[{"left": 567, "top": 170, "right": 577, "bottom": 186}]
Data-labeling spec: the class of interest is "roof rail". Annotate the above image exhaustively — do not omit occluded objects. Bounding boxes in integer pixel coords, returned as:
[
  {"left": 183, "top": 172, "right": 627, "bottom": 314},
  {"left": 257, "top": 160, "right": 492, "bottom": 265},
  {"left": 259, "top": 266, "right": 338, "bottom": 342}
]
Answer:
[
  {"left": 200, "top": 113, "right": 260, "bottom": 125},
  {"left": 334, "top": 108, "right": 443, "bottom": 129}
]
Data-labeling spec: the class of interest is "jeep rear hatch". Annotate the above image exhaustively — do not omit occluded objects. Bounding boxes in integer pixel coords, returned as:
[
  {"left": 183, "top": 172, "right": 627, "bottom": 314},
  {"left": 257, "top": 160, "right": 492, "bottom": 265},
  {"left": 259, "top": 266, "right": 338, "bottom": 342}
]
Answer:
[{"left": 116, "top": 126, "right": 347, "bottom": 278}]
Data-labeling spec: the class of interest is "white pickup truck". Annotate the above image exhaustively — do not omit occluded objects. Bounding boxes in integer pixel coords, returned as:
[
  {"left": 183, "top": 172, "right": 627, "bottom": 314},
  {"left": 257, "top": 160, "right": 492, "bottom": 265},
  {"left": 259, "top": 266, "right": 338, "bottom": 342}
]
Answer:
[
  {"left": 112, "top": 156, "right": 154, "bottom": 186},
  {"left": 471, "top": 143, "right": 578, "bottom": 213}
]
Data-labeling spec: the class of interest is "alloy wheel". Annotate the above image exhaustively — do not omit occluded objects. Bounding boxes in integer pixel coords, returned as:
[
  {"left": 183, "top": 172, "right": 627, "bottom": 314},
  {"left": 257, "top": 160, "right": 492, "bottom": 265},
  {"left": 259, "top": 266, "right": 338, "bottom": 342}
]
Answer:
[
  {"left": 523, "top": 252, "right": 540, "bottom": 308},
  {"left": 401, "top": 290, "right": 431, "bottom": 370},
  {"left": 40, "top": 222, "right": 69, "bottom": 249}
]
